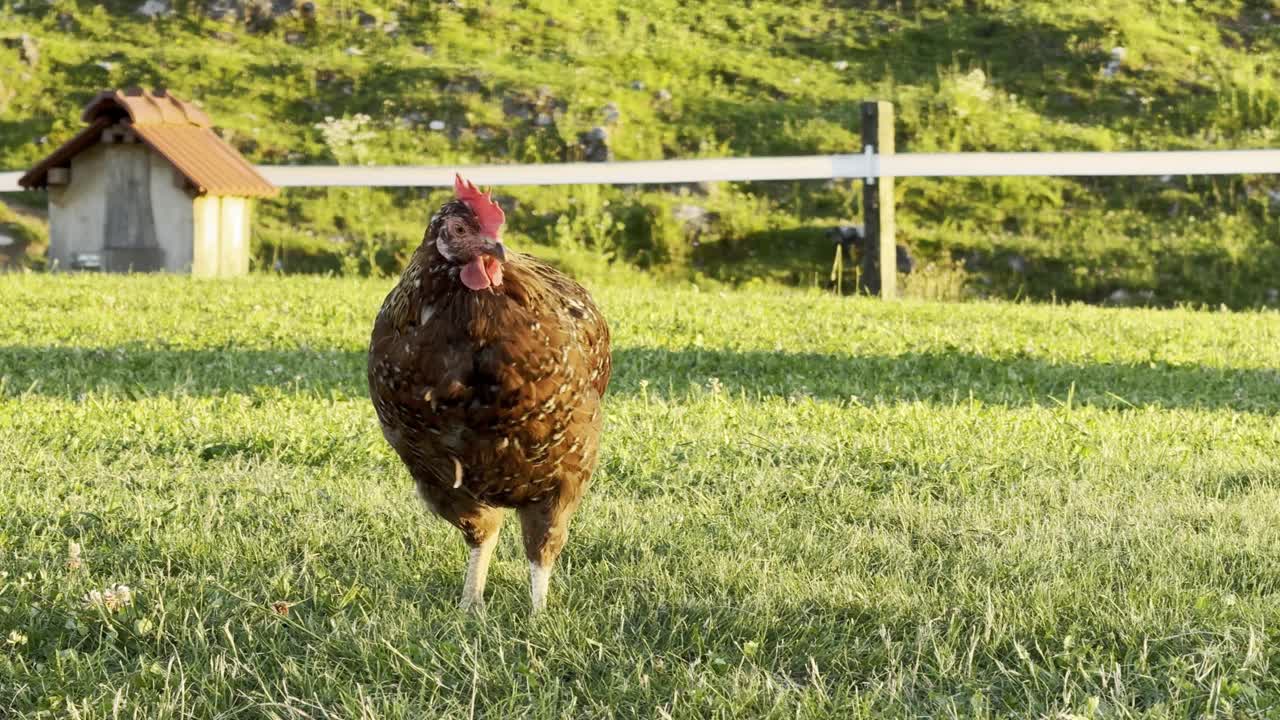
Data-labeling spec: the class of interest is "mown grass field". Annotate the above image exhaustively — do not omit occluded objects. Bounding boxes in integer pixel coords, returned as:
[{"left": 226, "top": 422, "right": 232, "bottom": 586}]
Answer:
[{"left": 3, "top": 273, "right": 1280, "bottom": 717}]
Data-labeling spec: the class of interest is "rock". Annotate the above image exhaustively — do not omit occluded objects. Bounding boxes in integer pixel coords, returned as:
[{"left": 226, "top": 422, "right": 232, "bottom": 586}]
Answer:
[
  {"left": 1106, "top": 288, "right": 1132, "bottom": 306},
  {"left": 1267, "top": 288, "right": 1279, "bottom": 304},
  {"left": 300, "top": 1, "right": 316, "bottom": 19},
  {"left": 137, "top": 0, "right": 171, "bottom": 18},
  {"left": 284, "top": 31, "right": 305, "bottom": 45},
  {"left": 356, "top": 10, "right": 377, "bottom": 27},
  {"left": 827, "top": 224, "right": 864, "bottom": 246},
  {"left": 499, "top": 96, "right": 529, "bottom": 118},
  {"left": 57, "top": 12, "right": 77, "bottom": 31},
  {"left": 674, "top": 204, "right": 711, "bottom": 230},
  {"left": 428, "top": 120, "right": 446, "bottom": 131},
  {"left": 475, "top": 127, "right": 498, "bottom": 141},
  {"left": 4, "top": 34, "right": 39, "bottom": 67},
  {"left": 0, "top": 232, "right": 14, "bottom": 247},
  {"left": 1006, "top": 254, "right": 1027, "bottom": 274},
  {"left": 94, "top": 60, "right": 116, "bottom": 71},
  {"left": 204, "top": 0, "right": 238, "bottom": 20},
  {"left": 415, "top": 43, "right": 434, "bottom": 55},
  {"left": 654, "top": 88, "right": 673, "bottom": 102},
  {"left": 578, "top": 126, "right": 611, "bottom": 162},
  {"left": 630, "top": 80, "right": 646, "bottom": 90},
  {"left": 444, "top": 78, "right": 483, "bottom": 94},
  {"left": 832, "top": 60, "right": 849, "bottom": 71},
  {"left": 382, "top": 20, "right": 400, "bottom": 35},
  {"left": 344, "top": 46, "right": 364, "bottom": 56},
  {"left": 534, "top": 112, "right": 554, "bottom": 127},
  {"left": 1102, "top": 48, "right": 1125, "bottom": 79},
  {"left": 1268, "top": 189, "right": 1280, "bottom": 208},
  {"left": 602, "top": 102, "right": 621, "bottom": 124},
  {"left": 829, "top": 224, "right": 913, "bottom": 274},
  {"left": 895, "top": 245, "right": 914, "bottom": 274}
]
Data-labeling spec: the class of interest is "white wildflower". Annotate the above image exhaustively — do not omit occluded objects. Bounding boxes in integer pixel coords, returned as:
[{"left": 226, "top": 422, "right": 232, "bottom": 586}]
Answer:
[
  {"left": 67, "top": 541, "right": 82, "bottom": 570},
  {"left": 83, "top": 584, "right": 134, "bottom": 612}
]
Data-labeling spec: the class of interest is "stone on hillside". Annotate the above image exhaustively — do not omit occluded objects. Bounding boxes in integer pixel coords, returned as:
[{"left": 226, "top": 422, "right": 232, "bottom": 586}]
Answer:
[
  {"left": 4, "top": 34, "right": 39, "bottom": 67},
  {"left": 578, "top": 126, "right": 611, "bottom": 162},
  {"left": 137, "top": 0, "right": 171, "bottom": 18},
  {"left": 654, "top": 88, "right": 673, "bottom": 102},
  {"left": 674, "top": 204, "right": 711, "bottom": 230},
  {"left": 204, "top": 0, "right": 238, "bottom": 20},
  {"left": 832, "top": 60, "right": 849, "bottom": 71},
  {"left": 1105, "top": 288, "right": 1132, "bottom": 306},
  {"left": 428, "top": 120, "right": 446, "bottom": 131},
  {"left": 356, "top": 10, "right": 377, "bottom": 28},
  {"left": 285, "top": 31, "right": 305, "bottom": 45},
  {"left": 630, "top": 80, "right": 646, "bottom": 90},
  {"left": 602, "top": 102, "right": 621, "bottom": 125}
]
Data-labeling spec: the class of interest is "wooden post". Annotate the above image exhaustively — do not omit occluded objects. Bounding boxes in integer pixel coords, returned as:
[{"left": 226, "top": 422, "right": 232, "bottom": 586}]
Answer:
[{"left": 860, "top": 101, "right": 897, "bottom": 299}]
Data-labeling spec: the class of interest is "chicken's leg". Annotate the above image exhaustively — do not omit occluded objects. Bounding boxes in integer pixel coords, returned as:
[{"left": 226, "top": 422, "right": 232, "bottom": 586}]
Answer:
[
  {"left": 518, "top": 496, "right": 578, "bottom": 614},
  {"left": 445, "top": 504, "right": 504, "bottom": 612},
  {"left": 459, "top": 533, "right": 499, "bottom": 611}
]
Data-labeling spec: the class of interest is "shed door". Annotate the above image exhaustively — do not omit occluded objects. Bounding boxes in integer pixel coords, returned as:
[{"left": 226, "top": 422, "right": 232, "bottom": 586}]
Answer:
[{"left": 103, "top": 146, "right": 165, "bottom": 272}]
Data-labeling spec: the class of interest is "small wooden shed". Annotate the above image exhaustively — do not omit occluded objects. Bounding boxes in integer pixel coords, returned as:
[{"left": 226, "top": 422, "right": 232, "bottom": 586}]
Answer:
[{"left": 19, "top": 88, "right": 277, "bottom": 276}]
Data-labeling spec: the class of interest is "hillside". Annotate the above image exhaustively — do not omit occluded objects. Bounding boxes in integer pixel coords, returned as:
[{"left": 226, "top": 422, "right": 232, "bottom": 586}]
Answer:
[{"left": 2, "top": 1, "right": 1280, "bottom": 305}]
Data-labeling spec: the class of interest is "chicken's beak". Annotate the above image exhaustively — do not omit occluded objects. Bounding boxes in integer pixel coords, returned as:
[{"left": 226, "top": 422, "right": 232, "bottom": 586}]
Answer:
[{"left": 487, "top": 241, "right": 506, "bottom": 262}]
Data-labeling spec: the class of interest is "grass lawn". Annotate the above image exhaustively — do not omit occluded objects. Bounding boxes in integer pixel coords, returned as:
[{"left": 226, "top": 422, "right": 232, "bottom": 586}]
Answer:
[{"left": 2, "top": 273, "right": 1280, "bottom": 717}]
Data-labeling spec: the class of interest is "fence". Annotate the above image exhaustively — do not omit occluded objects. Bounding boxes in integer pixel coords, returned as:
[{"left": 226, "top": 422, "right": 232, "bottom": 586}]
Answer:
[{"left": 6, "top": 102, "right": 1280, "bottom": 297}]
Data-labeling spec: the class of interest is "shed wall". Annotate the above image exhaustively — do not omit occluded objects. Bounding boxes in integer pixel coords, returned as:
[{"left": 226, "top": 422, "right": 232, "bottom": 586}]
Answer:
[
  {"left": 48, "top": 144, "right": 198, "bottom": 273},
  {"left": 47, "top": 145, "right": 108, "bottom": 270}
]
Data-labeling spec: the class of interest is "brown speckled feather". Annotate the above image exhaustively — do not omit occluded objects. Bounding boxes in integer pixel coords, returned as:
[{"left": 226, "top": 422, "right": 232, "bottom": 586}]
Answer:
[{"left": 368, "top": 238, "right": 611, "bottom": 523}]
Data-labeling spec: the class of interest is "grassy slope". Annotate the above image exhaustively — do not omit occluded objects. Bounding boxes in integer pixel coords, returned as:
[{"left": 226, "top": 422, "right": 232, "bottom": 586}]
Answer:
[
  {"left": 2, "top": 1, "right": 1280, "bottom": 303},
  {"left": 2, "top": 273, "right": 1280, "bottom": 717}
]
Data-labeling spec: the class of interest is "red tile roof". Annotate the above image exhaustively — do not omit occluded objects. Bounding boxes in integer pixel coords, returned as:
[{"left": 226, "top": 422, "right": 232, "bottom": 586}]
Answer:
[{"left": 20, "top": 88, "right": 277, "bottom": 198}]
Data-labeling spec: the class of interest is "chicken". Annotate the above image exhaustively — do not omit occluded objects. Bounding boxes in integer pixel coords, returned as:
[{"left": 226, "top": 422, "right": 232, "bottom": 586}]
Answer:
[{"left": 368, "top": 175, "right": 611, "bottom": 613}]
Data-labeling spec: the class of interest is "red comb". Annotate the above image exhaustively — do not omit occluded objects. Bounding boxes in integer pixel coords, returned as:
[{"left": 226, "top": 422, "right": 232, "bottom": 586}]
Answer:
[{"left": 454, "top": 174, "right": 506, "bottom": 239}]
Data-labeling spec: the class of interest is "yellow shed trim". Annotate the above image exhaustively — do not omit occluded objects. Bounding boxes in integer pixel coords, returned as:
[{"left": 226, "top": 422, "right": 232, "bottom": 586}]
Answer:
[{"left": 192, "top": 196, "right": 252, "bottom": 278}]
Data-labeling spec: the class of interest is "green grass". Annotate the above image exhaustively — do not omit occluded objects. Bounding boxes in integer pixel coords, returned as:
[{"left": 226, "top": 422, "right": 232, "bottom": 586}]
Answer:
[
  {"left": 4, "top": 1, "right": 1280, "bottom": 304},
  {"left": 3, "top": 272, "right": 1280, "bottom": 717}
]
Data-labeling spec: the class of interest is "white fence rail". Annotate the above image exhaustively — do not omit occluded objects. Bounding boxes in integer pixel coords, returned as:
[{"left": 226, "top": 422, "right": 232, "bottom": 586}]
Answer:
[
  {"left": 259, "top": 150, "right": 1280, "bottom": 187},
  {"left": 6, "top": 150, "right": 1280, "bottom": 193}
]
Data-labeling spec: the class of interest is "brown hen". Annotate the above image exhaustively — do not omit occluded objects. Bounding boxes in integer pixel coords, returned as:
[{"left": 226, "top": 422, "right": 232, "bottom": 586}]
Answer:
[{"left": 368, "top": 175, "right": 611, "bottom": 613}]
